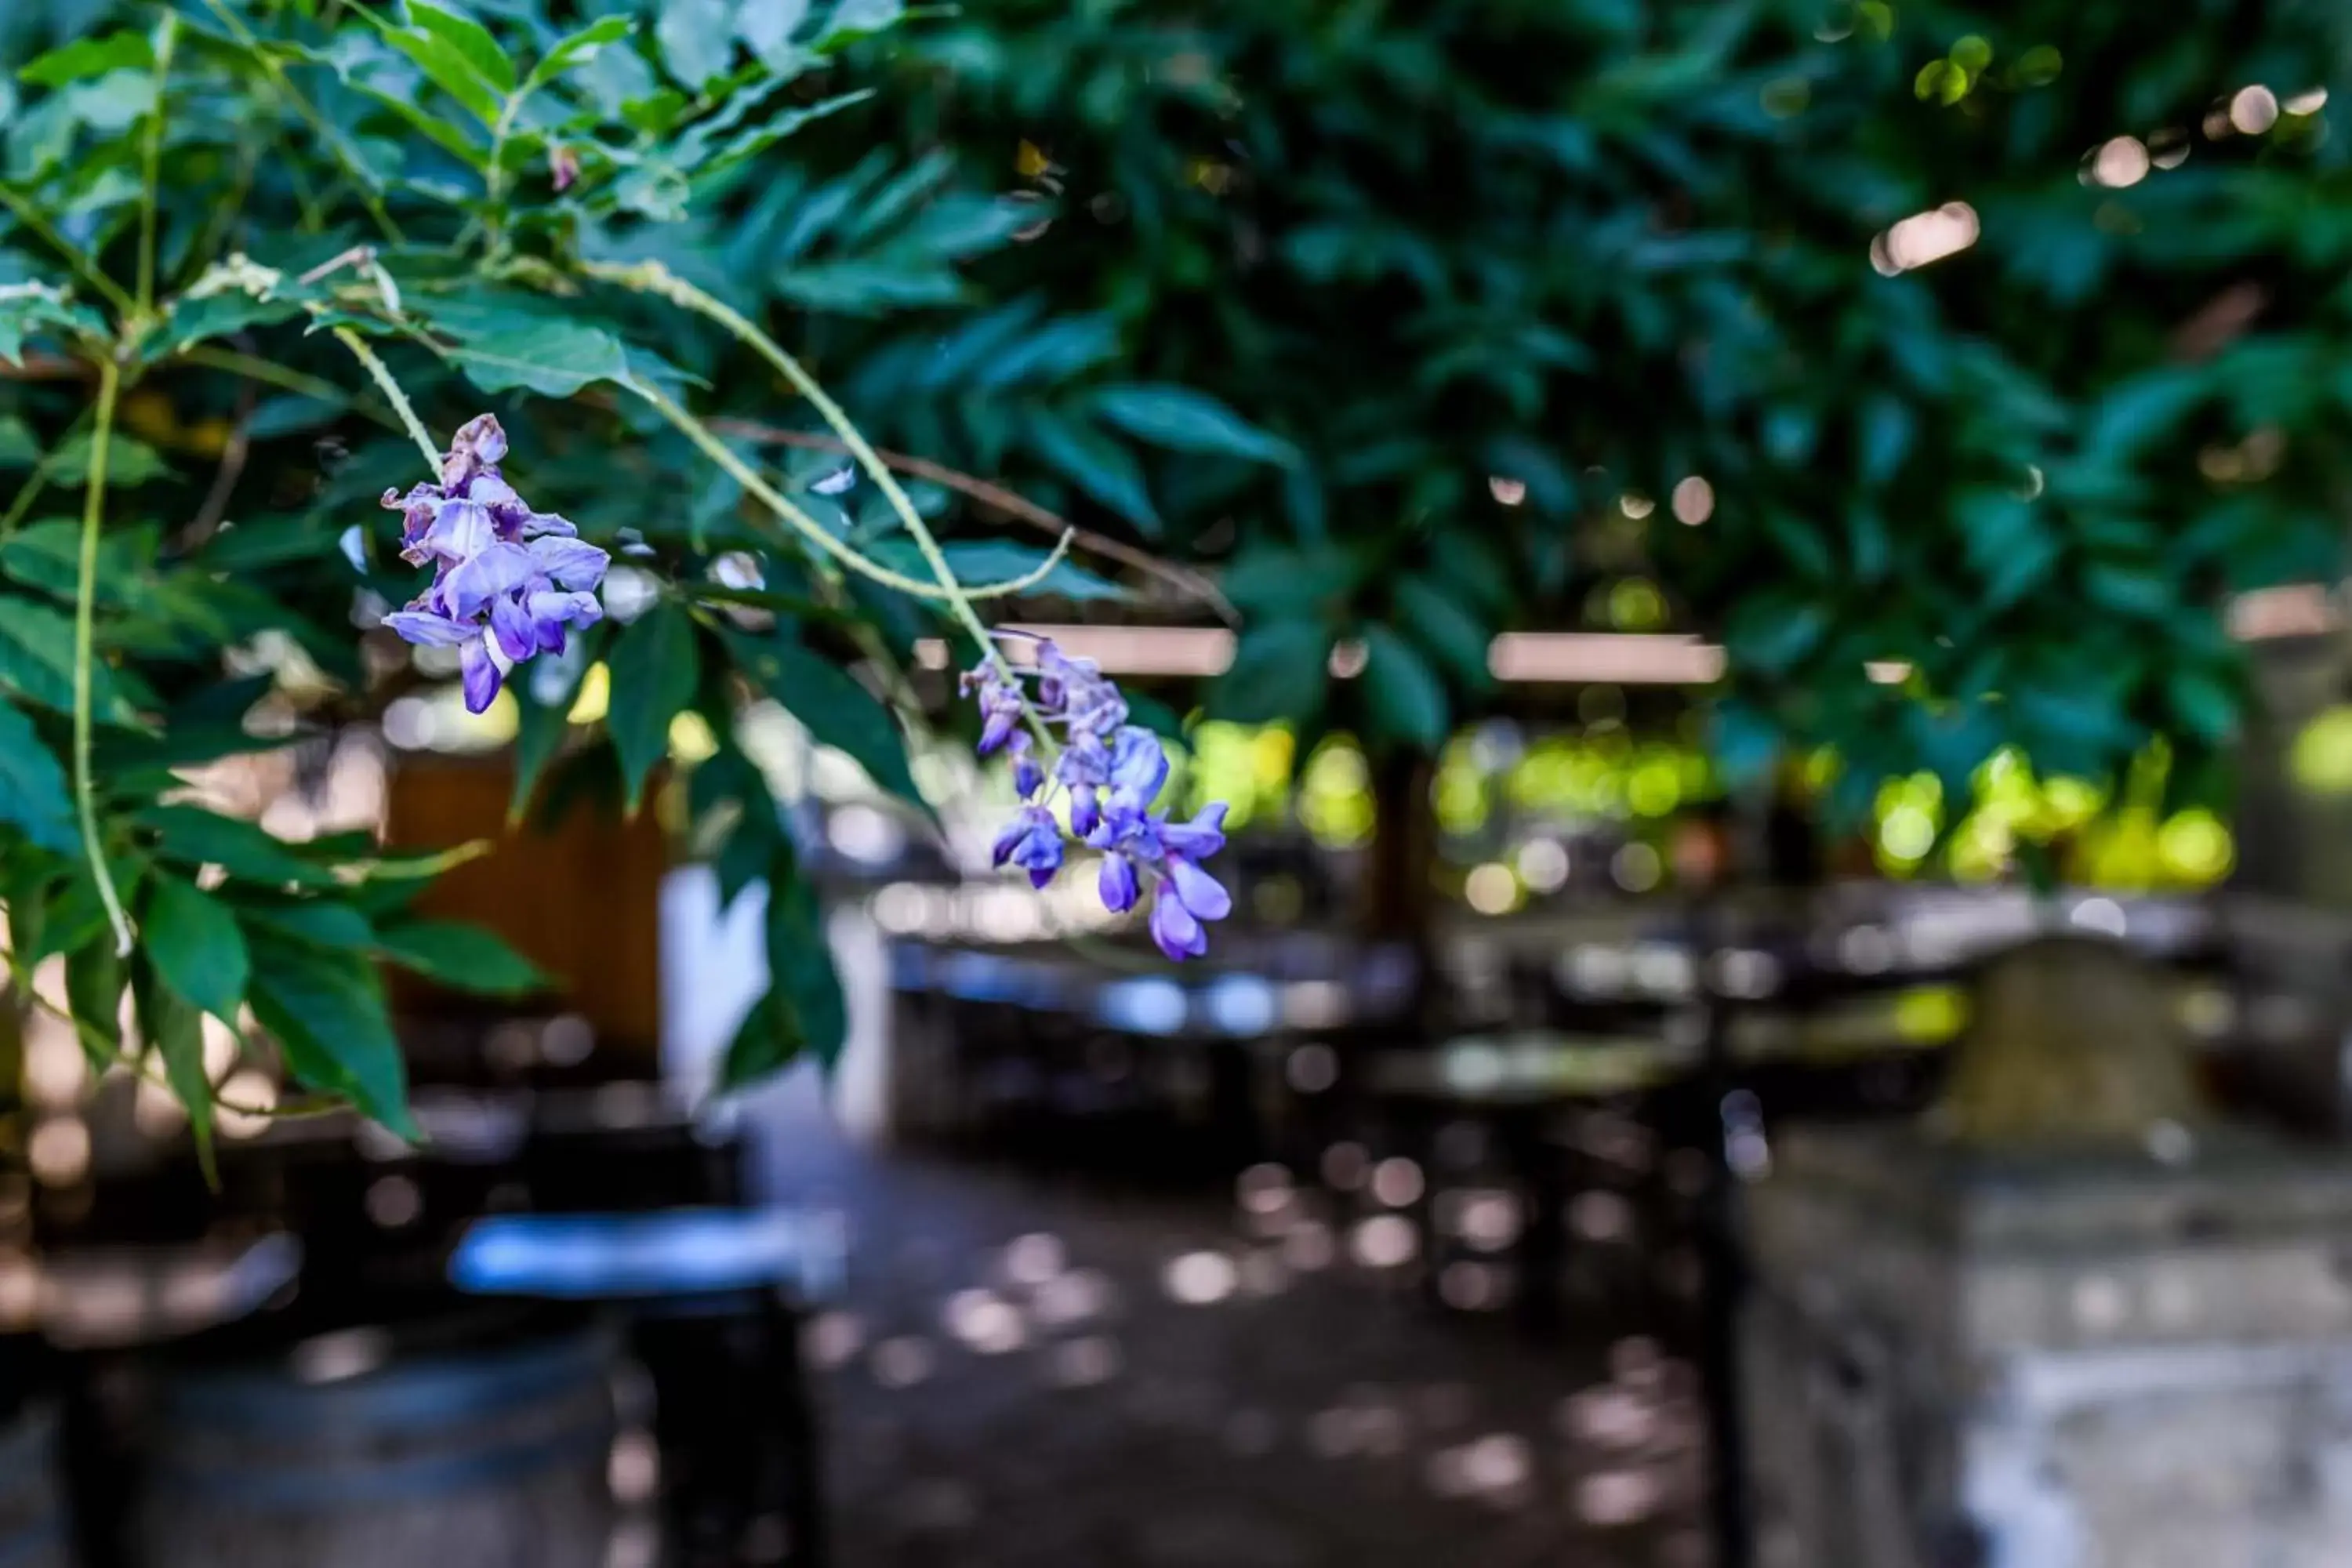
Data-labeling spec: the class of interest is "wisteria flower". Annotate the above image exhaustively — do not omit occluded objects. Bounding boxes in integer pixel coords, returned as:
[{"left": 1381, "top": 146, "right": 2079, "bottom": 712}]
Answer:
[
  {"left": 961, "top": 635, "right": 1233, "bottom": 960},
  {"left": 379, "top": 415, "right": 608, "bottom": 713}
]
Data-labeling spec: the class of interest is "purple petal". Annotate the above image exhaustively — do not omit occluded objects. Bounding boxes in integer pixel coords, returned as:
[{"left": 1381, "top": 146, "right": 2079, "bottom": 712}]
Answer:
[
  {"left": 978, "top": 707, "right": 1018, "bottom": 756},
  {"left": 382, "top": 608, "right": 476, "bottom": 648},
  {"left": 1167, "top": 856, "right": 1232, "bottom": 921},
  {"left": 991, "top": 813, "right": 1032, "bottom": 867},
  {"left": 418, "top": 499, "right": 495, "bottom": 564},
  {"left": 1098, "top": 853, "right": 1138, "bottom": 914},
  {"left": 1010, "top": 736, "right": 1044, "bottom": 799},
  {"left": 459, "top": 637, "right": 503, "bottom": 713},
  {"left": 1109, "top": 725, "right": 1168, "bottom": 801},
  {"left": 1160, "top": 802, "right": 1229, "bottom": 861},
  {"left": 490, "top": 593, "right": 538, "bottom": 662},
  {"left": 528, "top": 535, "right": 610, "bottom": 591},
  {"left": 526, "top": 589, "right": 602, "bottom": 641},
  {"left": 1149, "top": 891, "right": 1207, "bottom": 961},
  {"left": 1010, "top": 820, "right": 1065, "bottom": 886},
  {"left": 449, "top": 412, "right": 506, "bottom": 470},
  {"left": 1069, "top": 783, "right": 1099, "bottom": 838},
  {"left": 446, "top": 542, "right": 535, "bottom": 619},
  {"left": 466, "top": 474, "right": 520, "bottom": 509},
  {"left": 518, "top": 510, "right": 578, "bottom": 539}
]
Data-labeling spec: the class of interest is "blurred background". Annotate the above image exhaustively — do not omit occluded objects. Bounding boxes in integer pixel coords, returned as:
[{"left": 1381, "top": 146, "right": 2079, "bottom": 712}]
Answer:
[{"left": 14, "top": 2, "right": 2352, "bottom": 1567}]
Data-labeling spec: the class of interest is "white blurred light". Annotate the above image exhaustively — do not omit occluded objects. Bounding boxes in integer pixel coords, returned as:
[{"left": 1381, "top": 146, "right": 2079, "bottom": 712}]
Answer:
[
  {"left": 2286, "top": 88, "right": 2328, "bottom": 115},
  {"left": 1349, "top": 1214, "right": 1420, "bottom": 1269},
  {"left": 1327, "top": 640, "right": 1369, "bottom": 679},
  {"left": 1371, "top": 1157, "right": 1425, "bottom": 1208},
  {"left": 2231, "top": 85, "right": 2281, "bottom": 135},
  {"left": 292, "top": 1327, "right": 391, "bottom": 1385},
  {"left": 1236, "top": 1164, "right": 1293, "bottom": 1216},
  {"left": 1576, "top": 1468, "right": 1666, "bottom": 1526},
  {"left": 2089, "top": 136, "right": 2151, "bottom": 188},
  {"left": 804, "top": 1311, "right": 866, "bottom": 1368},
  {"left": 1517, "top": 838, "right": 1570, "bottom": 893},
  {"left": 1612, "top": 843, "right": 1663, "bottom": 893},
  {"left": 943, "top": 1289, "right": 1026, "bottom": 1354},
  {"left": 1464, "top": 862, "right": 1519, "bottom": 916},
  {"left": 27, "top": 1118, "right": 89, "bottom": 1186},
  {"left": 1439, "top": 1262, "right": 1503, "bottom": 1311},
  {"left": 1488, "top": 476, "right": 1527, "bottom": 506},
  {"left": 2070, "top": 896, "right": 2129, "bottom": 938},
  {"left": 1865, "top": 660, "right": 1912, "bottom": 684},
  {"left": 1670, "top": 475, "right": 1714, "bottom": 525},
  {"left": 1619, "top": 494, "right": 1654, "bottom": 521},
  {"left": 1002, "top": 1232, "right": 1065, "bottom": 1287},
  {"left": 1030, "top": 1269, "right": 1113, "bottom": 1327},
  {"left": 1871, "top": 202, "right": 1979, "bottom": 274},
  {"left": 608, "top": 1431, "right": 660, "bottom": 1504},
  {"left": 1163, "top": 1250, "right": 1239, "bottom": 1305},
  {"left": 1286, "top": 1043, "right": 1340, "bottom": 1094},
  {"left": 1488, "top": 633, "right": 1722, "bottom": 685}
]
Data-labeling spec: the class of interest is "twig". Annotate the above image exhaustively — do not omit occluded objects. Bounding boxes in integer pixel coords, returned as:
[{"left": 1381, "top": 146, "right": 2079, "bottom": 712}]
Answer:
[
  {"left": 710, "top": 419, "right": 1240, "bottom": 626},
  {"left": 183, "top": 372, "right": 257, "bottom": 549},
  {"left": 330, "top": 326, "right": 441, "bottom": 470},
  {"left": 135, "top": 13, "right": 180, "bottom": 318}
]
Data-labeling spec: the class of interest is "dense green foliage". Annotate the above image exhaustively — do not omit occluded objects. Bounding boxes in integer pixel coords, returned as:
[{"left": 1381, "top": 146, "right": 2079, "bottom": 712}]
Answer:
[
  {"left": 830, "top": 0, "right": 2352, "bottom": 817},
  {"left": 0, "top": 0, "right": 1252, "bottom": 1140},
  {"left": 6, "top": 0, "right": 2352, "bottom": 1141}
]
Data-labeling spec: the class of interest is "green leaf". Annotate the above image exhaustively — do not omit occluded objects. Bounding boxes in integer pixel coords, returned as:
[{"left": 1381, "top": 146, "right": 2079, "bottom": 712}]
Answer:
[
  {"left": 18, "top": 31, "right": 151, "bottom": 88},
  {"left": 1090, "top": 385, "right": 1298, "bottom": 466},
  {"left": 0, "top": 698, "right": 74, "bottom": 853},
  {"left": 720, "top": 986, "right": 804, "bottom": 1088},
  {"left": 134, "top": 960, "right": 215, "bottom": 1182},
  {"left": 236, "top": 900, "right": 376, "bottom": 953},
  {"left": 1212, "top": 619, "right": 1330, "bottom": 726},
  {"left": 606, "top": 603, "right": 699, "bottom": 812},
  {"left": 736, "top": 0, "right": 810, "bottom": 68},
  {"left": 1026, "top": 408, "right": 1160, "bottom": 534},
  {"left": 766, "top": 855, "right": 845, "bottom": 1066},
  {"left": 1358, "top": 625, "right": 1449, "bottom": 750},
  {"left": 0, "top": 593, "right": 138, "bottom": 722},
  {"left": 522, "top": 16, "right": 635, "bottom": 94},
  {"left": 378, "top": 19, "right": 503, "bottom": 123},
  {"left": 406, "top": 2, "right": 515, "bottom": 95},
  {"left": 2169, "top": 669, "right": 2237, "bottom": 746},
  {"left": 245, "top": 931, "right": 416, "bottom": 1138},
  {"left": 656, "top": 0, "right": 737, "bottom": 88},
  {"left": 429, "top": 305, "right": 633, "bottom": 397},
  {"left": 139, "top": 804, "right": 336, "bottom": 888},
  {"left": 1394, "top": 579, "right": 1493, "bottom": 692},
  {"left": 65, "top": 935, "right": 123, "bottom": 1054},
  {"left": 142, "top": 874, "right": 249, "bottom": 1022},
  {"left": 375, "top": 918, "right": 552, "bottom": 996},
  {"left": 2, "top": 518, "right": 151, "bottom": 605},
  {"left": 729, "top": 633, "right": 925, "bottom": 811},
  {"left": 0, "top": 282, "right": 107, "bottom": 365}
]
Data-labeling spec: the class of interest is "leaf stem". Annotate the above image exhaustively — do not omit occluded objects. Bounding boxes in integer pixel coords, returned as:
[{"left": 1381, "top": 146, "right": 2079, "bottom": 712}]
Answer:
[
  {"left": 0, "top": 406, "right": 94, "bottom": 539},
  {"left": 0, "top": 187, "right": 138, "bottom": 318},
  {"left": 583, "top": 260, "right": 1062, "bottom": 734},
  {"left": 74, "top": 358, "right": 134, "bottom": 957},
  {"left": 329, "top": 326, "right": 441, "bottom": 470},
  {"left": 624, "top": 379, "right": 1073, "bottom": 604},
  {"left": 135, "top": 13, "right": 180, "bottom": 319}
]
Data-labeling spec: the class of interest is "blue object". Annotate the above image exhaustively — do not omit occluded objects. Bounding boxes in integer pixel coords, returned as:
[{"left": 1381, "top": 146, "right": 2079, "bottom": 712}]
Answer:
[{"left": 448, "top": 1209, "right": 831, "bottom": 1300}]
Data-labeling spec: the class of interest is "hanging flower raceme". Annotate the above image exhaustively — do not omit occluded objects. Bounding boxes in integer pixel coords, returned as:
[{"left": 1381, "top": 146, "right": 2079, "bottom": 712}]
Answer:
[
  {"left": 380, "top": 415, "right": 609, "bottom": 713},
  {"left": 964, "top": 637, "right": 1232, "bottom": 960}
]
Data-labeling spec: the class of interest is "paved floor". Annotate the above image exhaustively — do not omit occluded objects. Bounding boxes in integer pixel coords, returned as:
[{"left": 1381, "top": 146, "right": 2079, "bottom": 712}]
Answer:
[{"left": 748, "top": 1075, "right": 1708, "bottom": 1568}]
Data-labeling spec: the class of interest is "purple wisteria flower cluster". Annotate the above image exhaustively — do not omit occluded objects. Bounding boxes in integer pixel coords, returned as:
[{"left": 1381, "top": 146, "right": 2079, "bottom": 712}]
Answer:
[
  {"left": 967, "top": 639, "right": 1232, "bottom": 961},
  {"left": 380, "top": 415, "right": 609, "bottom": 713}
]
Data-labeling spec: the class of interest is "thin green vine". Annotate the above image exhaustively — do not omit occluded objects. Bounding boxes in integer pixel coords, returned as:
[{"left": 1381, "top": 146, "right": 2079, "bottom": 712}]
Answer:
[
  {"left": 74, "top": 358, "right": 134, "bottom": 956},
  {"left": 134, "top": 13, "right": 179, "bottom": 320},
  {"left": 625, "top": 377, "right": 1073, "bottom": 604},
  {"left": 330, "top": 326, "right": 443, "bottom": 470},
  {"left": 584, "top": 259, "right": 1063, "bottom": 743}
]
